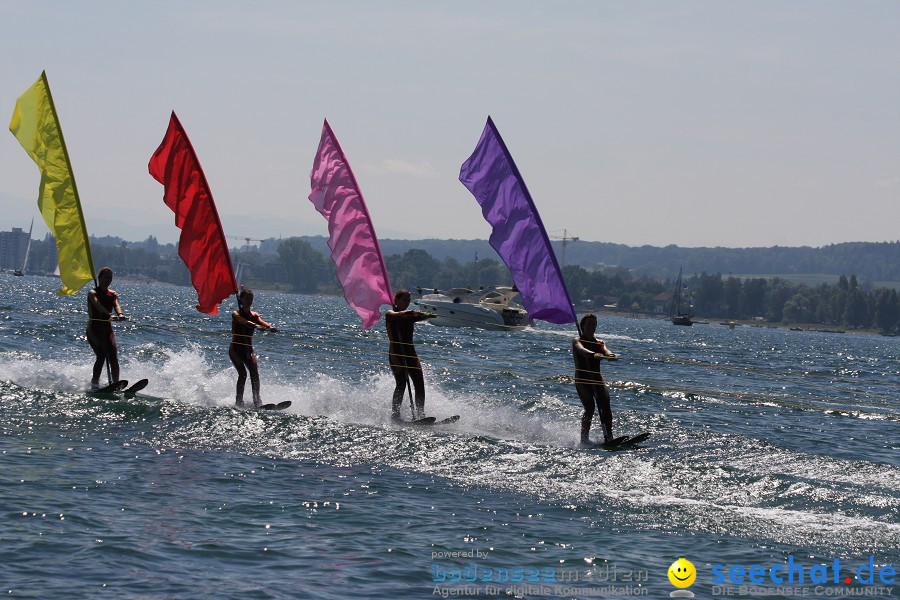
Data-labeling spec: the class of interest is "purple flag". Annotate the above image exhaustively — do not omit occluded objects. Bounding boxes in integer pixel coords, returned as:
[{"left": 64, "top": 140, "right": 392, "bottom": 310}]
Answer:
[
  {"left": 309, "top": 120, "right": 393, "bottom": 329},
  {"left": 459, "top": 117, "right": 576, "bottom": 324}
]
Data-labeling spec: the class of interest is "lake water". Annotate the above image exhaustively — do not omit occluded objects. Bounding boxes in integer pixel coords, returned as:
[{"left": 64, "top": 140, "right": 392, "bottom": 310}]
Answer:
[{"left": 1, "top": 275, "right": 897, "bottom": 598}]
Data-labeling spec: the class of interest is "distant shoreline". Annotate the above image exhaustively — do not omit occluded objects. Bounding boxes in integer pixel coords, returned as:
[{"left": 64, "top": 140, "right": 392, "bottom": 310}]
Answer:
[
  {"left": 579, "top": 308, "right": 892, "bottom": 338},
  {"left": 125, "top": 275, "right": 900, "bottom": 338},
  {"left": 17, "top": 272, "right": 891, "bottom": 337}
]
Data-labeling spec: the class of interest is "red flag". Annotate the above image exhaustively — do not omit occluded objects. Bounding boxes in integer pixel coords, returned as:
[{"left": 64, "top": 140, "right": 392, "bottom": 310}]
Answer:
[{"left": 149, "top": 112, "right": 237, "bottom": 314}]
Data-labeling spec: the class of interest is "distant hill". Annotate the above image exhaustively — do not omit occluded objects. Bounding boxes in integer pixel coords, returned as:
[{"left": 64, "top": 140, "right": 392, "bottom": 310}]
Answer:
[
  {"left": 88, "top": 234, "right": 900, "bottom": 285},
  {"left": 565, "top": 241, "right": 900, "bottom": 282},
  {"left": 286, "top": 236, "right": 497, "bottom": 264},
  {"left": 288, "top": 237, "right": 900, "bottom": 284}
]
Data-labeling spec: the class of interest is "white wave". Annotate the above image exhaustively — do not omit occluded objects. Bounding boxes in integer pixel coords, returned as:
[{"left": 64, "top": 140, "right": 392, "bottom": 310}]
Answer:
[
  {"left": 526, "top": 327, "right": 657, "bottom": 344},
  {"left": 6, "top": 345, "right": 897, "bottom": 553},
  {"left": 0, "top": 345, "right": 586, "bottom": 447}
]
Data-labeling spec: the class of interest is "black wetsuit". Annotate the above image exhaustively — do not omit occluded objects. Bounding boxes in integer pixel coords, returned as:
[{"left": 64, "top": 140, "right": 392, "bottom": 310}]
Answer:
[
  {"left": 230, "top": 309, "right": 263, "bottom": 407},
  {"left": 386, "top": 310, "right": 430, "bottom": 419},
  {"left": 572, "top": 336, "right": 613, "bottom": 443},
  {"left": 87, "top": 287, "right": 119, "bottom": 383}
]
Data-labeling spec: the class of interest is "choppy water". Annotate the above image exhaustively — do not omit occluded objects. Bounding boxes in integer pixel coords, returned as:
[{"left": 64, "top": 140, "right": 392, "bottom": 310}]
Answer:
[{"left": 1, "top": 275, "right": 898, "bottom": 599}]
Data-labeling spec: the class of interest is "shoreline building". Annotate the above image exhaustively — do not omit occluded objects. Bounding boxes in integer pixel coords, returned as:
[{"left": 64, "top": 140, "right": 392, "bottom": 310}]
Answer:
[{"left": 0, "top": 227, "right": 30, "bottom": 271}]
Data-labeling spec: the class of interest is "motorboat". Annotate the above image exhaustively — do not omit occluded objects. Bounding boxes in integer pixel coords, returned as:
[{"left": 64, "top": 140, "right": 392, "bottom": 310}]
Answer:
[{"left": 414, "top": 286, "right": 532, "bottom": 330}]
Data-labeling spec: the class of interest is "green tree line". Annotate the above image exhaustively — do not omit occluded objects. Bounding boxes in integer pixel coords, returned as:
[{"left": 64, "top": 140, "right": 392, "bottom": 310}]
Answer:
[{"left": 561, "top": 265, "right": 899, "bottom": 333}]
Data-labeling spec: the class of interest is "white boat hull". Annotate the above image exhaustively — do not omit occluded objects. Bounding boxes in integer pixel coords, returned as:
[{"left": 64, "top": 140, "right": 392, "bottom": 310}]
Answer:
[{"left": 415, "top": 287, "right": 532, "bottom": 331}]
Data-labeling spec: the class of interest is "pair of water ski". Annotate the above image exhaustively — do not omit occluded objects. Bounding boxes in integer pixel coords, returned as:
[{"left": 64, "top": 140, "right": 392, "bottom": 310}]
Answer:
[
  {"left": 248, "top": 400, "right": 292, "bottom": 412},
  {"left": 583, "top": 431, "right": 651, "bottom": 450},
  {"left": 88, "top": 378, "right": 291, "bottom": 411},
  {"left": 394, "top": 414, "right": 461, "bottom": 427},
  {"left": 89, "top": 378, "right": 149, "bottom": 398}
]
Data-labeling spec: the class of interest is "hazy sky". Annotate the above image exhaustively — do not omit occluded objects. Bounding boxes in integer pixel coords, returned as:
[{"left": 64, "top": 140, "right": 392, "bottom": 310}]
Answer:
[{"left": 1, "top": 1, "right": 898, "bottom": 248}]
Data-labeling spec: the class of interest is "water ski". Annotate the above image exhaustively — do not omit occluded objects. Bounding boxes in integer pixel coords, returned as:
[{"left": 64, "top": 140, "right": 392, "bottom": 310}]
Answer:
[
  {"left": 392, "top": 416, "right": 437, "bottom": 426},
  {"left": 259, "top": 401, "right": 291, "bottom": 411},
  {"left": 89, "top": 380, "right": 129, "bottom": 394},
  {"left": 589, "top": 435, "right": 630, "bottom": 449},
  {"left": 123, "top": 379, "right": 149, "bottom": 397},
  {"left": 585, "top": 432, "right": 651, "bottom": 450},
  {"left": 622, "top": 432, "right": 651, "bottom": 446},
  {"left": 436, "top": 415, "right": 460, "bottom": 425}
]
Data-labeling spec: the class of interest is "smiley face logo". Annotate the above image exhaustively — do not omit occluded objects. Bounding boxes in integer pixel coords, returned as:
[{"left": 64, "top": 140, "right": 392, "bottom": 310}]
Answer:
[{"left": 668, "top": 558, "right": 696, "bottom": 588}]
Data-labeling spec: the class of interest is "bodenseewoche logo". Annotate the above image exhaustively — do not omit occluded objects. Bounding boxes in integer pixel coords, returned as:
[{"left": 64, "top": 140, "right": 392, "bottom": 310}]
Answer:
[{"left": 668, "top": 558, "right": 697, "bottom": 598}]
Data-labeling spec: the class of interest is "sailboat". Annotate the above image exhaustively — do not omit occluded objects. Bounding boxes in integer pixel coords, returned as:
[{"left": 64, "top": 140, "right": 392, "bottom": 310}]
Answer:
[
  {"left": 13, "top": 218, "right": 33, "bottom": 276},
  {"left": 234, "top": 260, "right": 245, "bottom": 288},
  {"left": 670, "top": 267, "right": 694, "bottom": 326}
]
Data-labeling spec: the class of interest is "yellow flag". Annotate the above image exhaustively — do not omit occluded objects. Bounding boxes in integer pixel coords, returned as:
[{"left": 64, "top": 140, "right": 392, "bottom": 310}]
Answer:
[{"left": 9, "top": 72, "right": 94, "bottom": 295}]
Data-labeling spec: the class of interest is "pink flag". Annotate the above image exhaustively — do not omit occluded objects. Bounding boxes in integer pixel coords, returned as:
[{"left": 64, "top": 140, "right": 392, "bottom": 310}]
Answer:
[{"left": 309, "top": 120, "right": 393, "bottom": 328}]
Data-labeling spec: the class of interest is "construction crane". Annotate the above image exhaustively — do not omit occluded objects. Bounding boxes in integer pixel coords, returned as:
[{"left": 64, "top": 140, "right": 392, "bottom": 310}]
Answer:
[
  {"left": 225, "top": 235, "right": 267, "bottom": 287},
  {"left": 549, "top": 229, "right": 579, "bottom": 266},
  {"left": 225, "top": 235, "right": 265, "bottom": 252}
]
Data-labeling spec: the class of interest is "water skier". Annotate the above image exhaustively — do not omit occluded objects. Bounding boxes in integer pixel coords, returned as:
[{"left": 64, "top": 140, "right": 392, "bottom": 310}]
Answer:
[
  {"left": 86, "top": 267, "right": 127, "bottom": 389},
  {"left": 230, "top": 287, "right": 278, "bottom": 407},
  {"left": 386, "top": 289, "right": 437, "bottom": 420},
  {"left": 572, "top": 313, "right": 618, "bottom": 444}
]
